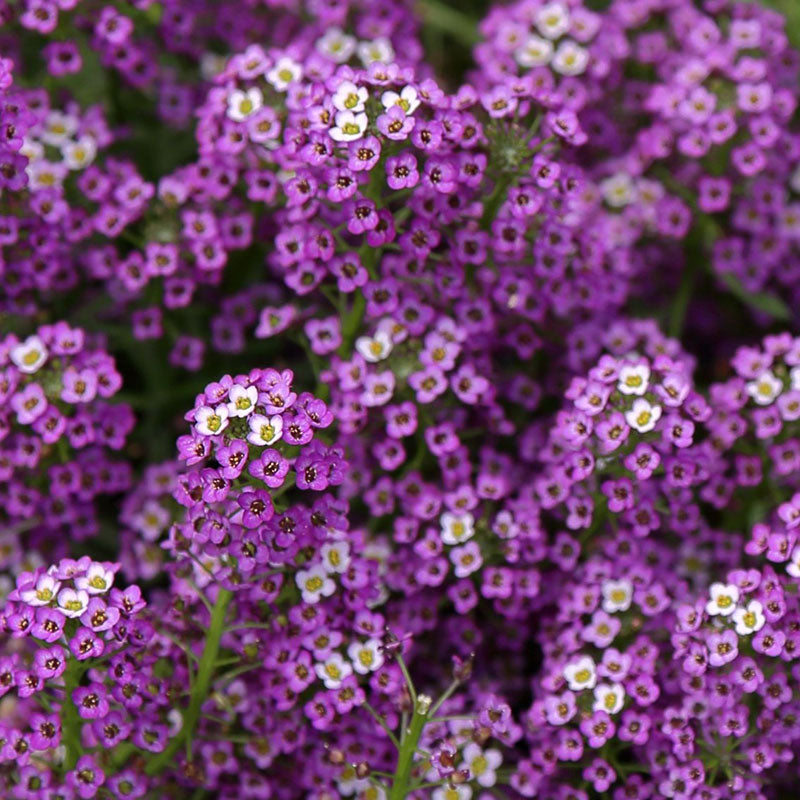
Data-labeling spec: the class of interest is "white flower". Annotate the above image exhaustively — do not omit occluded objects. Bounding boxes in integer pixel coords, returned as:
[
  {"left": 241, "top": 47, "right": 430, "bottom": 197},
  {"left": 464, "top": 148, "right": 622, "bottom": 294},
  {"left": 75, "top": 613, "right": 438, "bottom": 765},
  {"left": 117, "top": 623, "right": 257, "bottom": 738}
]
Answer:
[
  {"left": 332, "top": 81, "right": 369, "bottom": 113},
  {"left": 20, "top": 138, "right": 43, "bottom": 163},
  {"left": 329, "top": 110, "right": 369, "bottom": 142},
  {"left": 10, "top": 335, "right": 48, "bottom": 374},
  {"left": 593, "top": 683, "right": 626, "bottom": 714},
  {"left": 133, "top": 500, "right": 169, "bottom": 541},
  {"left": 706, "top": 582, "right": 740, "bottom": 617},
  {"left": 61, "top": 136, "right": 97, "bottom": 170},
  {"left": 601, "top": 579, "right": 633, "bottom": 613},
  {"left": 226, "top": 384, "right": 258, "bottom": 418},
  {"left": 460, "top": 743, "right": 502, "bottom": 788},
  {"left": 440, "top": 512, "right": 475, "bottom": 545},
  {"left": 433, "top": 786, "right": 472, "bottom": 800},
  {"left": 515, "top": 35, "right": 554, "bottom": 67},
  {"left": 246, "top": 413, "right": 283, "bottom": 446},
  {"left": 791, "top": 366, "right": 800, "bottom": 391},
  {"left": 601, "top": 173, "right": 638, "bottom": 208},
  {"left": 227, "top": 87, "right": 263, "bottom": 121},
  {"left": 746, "top": 370, "right": 783, "bottom": 405},
  {"left": 200, "top": 52, "right": 228, "bottom": 80},
  {"left": 381, "top": 86, "right": 421, "bottom": 115},
  {"left": 552, "top": 40, "right": 589, "bottom": 76},
  {"left": 564, "top": 655, "right": 597, "bottom": 691},
  {"left": 40, "top": 110, "right": 78, "bottom": 145},
  {"left": 26, "top": 160, "right": 65, "bottom": 191},
  {"left": 316, "top": 27, "right": 357, "bottom": 63},
  {"left": 20, "top": 574, "right": 61, "bottom": 606},
  {"left": 320, "top": 542, "right": 351, "bottom": 575},
  {"left": 535, "top": 2, "right": 571, "bottom": 39},
  {"left": 617, "top": 363, "right": 650, "bottom": 395},
  {"left": 314, "top": 652, "right": 353, "bottom": 689},
  {"left": 355, "top": 331, "right": 393, "bottom": 362},
  {"left": 295, "top": 565, "right": 336, "bottom": 604},
  {"left": 788, "top": 546, "right": 800, "bottom": 578},
  {"left": 194, "top": 404, "right": 230, "bottom": 436},
  {"left": 357, "top": 37, "right": 394, "bottom": 65},
  {"left": 57, "top": 587, "right": 90, "bottom": 618},
  {"left": 732, "top": 600, "right": 766, "bottom": 635},
  {"left": 347, "top": 638, "right": 384, "bottom": 674},
  {"left": 267, "top": 57, "right": 302, "bottom": 91},
  {"left": 625, "top": 398, "right": 662, "bottom": 433},
  {"left": 75, "top": 562, "right": 115, "bottom": 594},
  {"left": 791, "top": 163, "right": 800, "bottom": 194}
]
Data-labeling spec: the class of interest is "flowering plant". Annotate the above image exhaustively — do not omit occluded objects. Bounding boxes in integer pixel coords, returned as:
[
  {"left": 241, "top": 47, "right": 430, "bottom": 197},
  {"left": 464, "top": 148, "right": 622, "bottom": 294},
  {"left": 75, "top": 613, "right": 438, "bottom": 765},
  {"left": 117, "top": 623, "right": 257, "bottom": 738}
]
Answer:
[{"left": 2, "top": 0, "right": 800, "bottom": 797}]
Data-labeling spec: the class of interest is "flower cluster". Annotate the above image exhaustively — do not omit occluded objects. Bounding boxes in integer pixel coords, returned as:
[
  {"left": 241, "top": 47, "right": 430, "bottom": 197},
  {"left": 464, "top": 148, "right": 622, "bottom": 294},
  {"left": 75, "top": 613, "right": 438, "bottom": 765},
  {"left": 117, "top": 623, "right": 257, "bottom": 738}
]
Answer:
[
  {"left": 2, "top": 0, "right": 800, "bottom": 798},
  {"left": 0, "top": 323, "right": 133, "bottom": 567},
  {"left": 0, "top": 557, "right": 152, "bottom": 799}
]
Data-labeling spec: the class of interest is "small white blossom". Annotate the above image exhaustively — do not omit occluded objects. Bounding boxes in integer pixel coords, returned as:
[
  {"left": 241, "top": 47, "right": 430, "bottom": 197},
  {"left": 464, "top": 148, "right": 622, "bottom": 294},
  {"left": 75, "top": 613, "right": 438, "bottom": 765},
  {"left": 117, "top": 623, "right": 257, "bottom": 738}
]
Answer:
[
  {"left": 601, "top": 579, "right": 633, "bottom": 613},
  {"left": 788, "top": 160, "right": 800, "bottom": 195},
  {"left": 564, "top": 655, "right": 597, "bottom": 691},
  {"left": 433, "top": 786, "right": 472, "bottom": 800},
  {"left": 625, "top": 398, "right": 662, "bottom": 433},
  {"left": 20, "top": 138, "right": 44, "bottom": 163},
  {"left": 746, "top": 370, "right": 783, "bottom": 405},
  {"left": 40, "top": 110, "right": 78, "bottom": 146},
  {"left": 296, "top": 565, "right": 336, "bottom": 604},
  {"left": 617, "top": 363, "right": 650, "bottom": 395},
  {"left": 347, "top": 638, "right": 384, "bottom": 674},
  {"left": 732, "top": 600, "right": 766, "bottom": 635},
  {"left": 267, "top": 57, "right": 302, "bottom": 91},
  {"left": 20, "top": 574, "right": 61, "bottom": 606},
  {"left": 515, "top": 35, "right": 554, "bottom": 67},
  {"left": 381, "top": 86, "right": 420, "bottom": 115},
  {"left": 227, "top": 87, "right": 263, "bottom": 121},
  {"left": 440, "top": 511, "right": 475, "bottom": 545},
  {"left": 316, "top": 27, "right": 357, "bottom": 63},
  {"left": 460, "top": 743, "right": 502, "bottom": 788},
  {"left": 57, "top": 587, "right": 90, "bottom": 618},
  {"left": 535, "top": 2, "right": 571, "bottom": 39},
  {"left": 787, "top": 546, "right": 800, "bottom": 578},
  {"left": 314, "top": 652, "right": 353, "bottom": 689},
  {"left": 329, "top": 110, "right": 369, "bottom": 142},
  {"left": 246, "top": 413, "right": 283, "bottom": 446},
  {"left": 357, "top": 37, "right": 394, "bottom": 65},
  {"left": 75, "top": 562, "right": 115, "bottom": 594},
  {"left": 601, "top": 173, "right": 638, "bottom": 208},
  {"left": 227, "top": 384, "right": 258, "bottom": 418},
  {"left": 552, "top": 40, "right": 589, "bottom": 76},
  {"left": 62, "top": 136, "right": 97, "bottom": 170},
  {"left": 332, "top": 81, "right": 369, "bottom": 113},
  {"left": 320, "top": 542, "right": 351, "bottom": 575},
  {"left": 194, "top": 404, "right": 230, "bottom": 436},
  {"left": 355, "top": 331, "right": 393, "bottom": 362},
  {"left": 706, "top": 582, "right": 740, "bottom": 617},
  {"left": 10, "top": 335, "right": 48, "bottom": 374},
  {"left": 593, "top": 683, "right": 626, "bottom": 714}
]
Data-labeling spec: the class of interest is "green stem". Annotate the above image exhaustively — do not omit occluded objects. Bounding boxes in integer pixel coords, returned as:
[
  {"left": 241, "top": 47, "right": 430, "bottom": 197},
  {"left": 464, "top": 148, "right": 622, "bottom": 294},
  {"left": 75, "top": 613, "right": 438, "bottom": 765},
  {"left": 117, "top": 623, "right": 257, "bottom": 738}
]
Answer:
[
  {"left": 61, "top": 662, "right": 84, "bottom": 770},
  {"left": 416, "top": 0, "right": 480, "bottom": 46},
  {"left": 145, "top": 588, "right": 232, "bottom": 776},
  {"left": 389, "top": 695, "right": 431, "bottom": 800},
  {"left": 428, "top": 678, "right": 460, "bottom": 717},
  {"left": 480, "top": 173, "right": 515, "bottom": 229}
]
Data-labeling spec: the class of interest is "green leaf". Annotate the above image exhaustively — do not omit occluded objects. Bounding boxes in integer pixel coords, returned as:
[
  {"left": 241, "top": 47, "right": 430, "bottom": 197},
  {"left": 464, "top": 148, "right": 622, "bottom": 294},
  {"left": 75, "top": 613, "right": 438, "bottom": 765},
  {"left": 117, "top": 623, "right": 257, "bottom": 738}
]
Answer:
[{"left": 718, "top": 273, "right": 792, "bottom": 321}]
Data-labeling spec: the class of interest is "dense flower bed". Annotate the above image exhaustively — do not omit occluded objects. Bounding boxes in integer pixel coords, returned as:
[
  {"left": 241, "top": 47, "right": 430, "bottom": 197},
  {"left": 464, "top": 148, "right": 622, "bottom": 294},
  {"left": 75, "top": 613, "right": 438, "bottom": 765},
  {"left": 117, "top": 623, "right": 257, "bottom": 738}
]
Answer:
[{"left": 2, "top": 0, "right": 800, "bottom": 797}]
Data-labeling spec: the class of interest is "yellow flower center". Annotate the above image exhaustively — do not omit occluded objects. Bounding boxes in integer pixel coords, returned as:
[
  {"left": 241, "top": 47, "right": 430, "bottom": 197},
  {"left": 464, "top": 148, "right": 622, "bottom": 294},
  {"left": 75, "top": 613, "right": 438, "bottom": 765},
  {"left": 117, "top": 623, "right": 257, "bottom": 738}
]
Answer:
[
  {"left": 471, "top": 755, "right": 488, "bottom": 776},
  {"left": 207, "top": 415, "right": 222, "bottom": 432}
]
